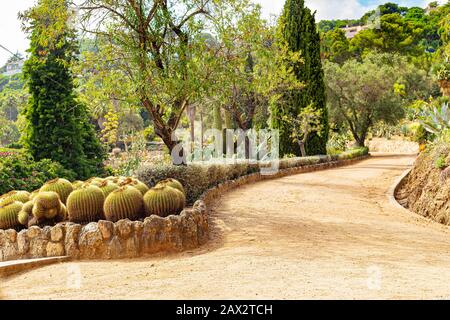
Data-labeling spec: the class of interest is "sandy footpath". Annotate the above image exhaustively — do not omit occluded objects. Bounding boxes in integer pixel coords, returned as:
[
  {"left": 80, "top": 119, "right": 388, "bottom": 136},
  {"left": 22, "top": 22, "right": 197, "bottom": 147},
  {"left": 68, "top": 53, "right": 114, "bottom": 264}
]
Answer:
[{"left": 2, "top": 153, "right": 450, "bottom": 300}]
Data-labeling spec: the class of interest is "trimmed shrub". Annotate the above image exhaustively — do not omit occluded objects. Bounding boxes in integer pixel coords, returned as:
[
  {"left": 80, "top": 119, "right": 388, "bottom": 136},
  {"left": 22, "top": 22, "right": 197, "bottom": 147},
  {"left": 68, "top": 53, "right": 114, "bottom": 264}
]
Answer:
[
  {"left": 0, "top": 153, "right": 76, "bottom": 195},
  {"left": 137, "top": 148, "right": 368, "bottom": 205}
]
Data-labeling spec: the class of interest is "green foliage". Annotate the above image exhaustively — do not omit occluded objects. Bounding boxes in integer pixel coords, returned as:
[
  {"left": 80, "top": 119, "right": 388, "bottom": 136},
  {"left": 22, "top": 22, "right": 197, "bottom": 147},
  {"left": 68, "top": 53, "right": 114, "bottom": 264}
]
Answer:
[
  {"left": 0, "top": 153, "right": 76, "bottom": 195},
  {"left": 136, "top": 148, "right": 367, "bottom": 205},
  {"left": 272, "top": 0, "right": 329, "bottom": 157},
  {"left": 420, "top": 102, "right": 450, "bottom": 135},
  {"left": 325, "top": 53, "right": 412, "bottom": 147},
  {"left": 435, "top": 155, "right": 447, "bottom": 169},
  {"left": 20, "top": 0, "right": 106, "bottom": 179},
  {"left": 321, "top": 29, "right": 352, "bottom": 64}
]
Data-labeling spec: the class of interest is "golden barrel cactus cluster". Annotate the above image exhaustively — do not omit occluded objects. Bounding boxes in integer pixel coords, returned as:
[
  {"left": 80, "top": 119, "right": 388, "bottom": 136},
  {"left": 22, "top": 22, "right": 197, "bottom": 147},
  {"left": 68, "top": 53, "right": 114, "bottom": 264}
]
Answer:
[{"left": 0, "top": 176, "right": 187, "bottom": 230}]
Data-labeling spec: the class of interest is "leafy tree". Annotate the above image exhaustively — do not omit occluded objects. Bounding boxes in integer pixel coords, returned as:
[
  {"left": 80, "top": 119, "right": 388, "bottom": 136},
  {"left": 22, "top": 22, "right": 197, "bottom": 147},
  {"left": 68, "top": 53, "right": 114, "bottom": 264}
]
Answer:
[
  {"left": 324, "top": 53, "right": 408, "bottom": 147},
  {"left": 272, "top": 0, "right": 329, "bottom": 156},
  {"left": 321, "top": 29, "right": 351, "bottom": 64},
  {"left": 351, "top": 13, "right": 425, "bottom": 57},
  {"left": 20, "top": 0, "right": 105, "bottom": 179},
  {"left": 281, "top": 104, "right": 324, "bottom": 157},
  {"left": 79, "top": 0, "right": 223, "bottom": 162}
]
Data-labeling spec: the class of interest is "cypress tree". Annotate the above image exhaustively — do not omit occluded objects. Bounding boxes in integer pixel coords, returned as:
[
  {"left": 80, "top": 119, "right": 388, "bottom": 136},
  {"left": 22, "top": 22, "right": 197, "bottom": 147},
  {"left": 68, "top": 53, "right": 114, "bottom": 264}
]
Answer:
[
  {"left": 21, "top": 0, "right": 105, "bottom": 179},
  {"left": 272, "top": 0, "right": 329, "bottom": 156}
]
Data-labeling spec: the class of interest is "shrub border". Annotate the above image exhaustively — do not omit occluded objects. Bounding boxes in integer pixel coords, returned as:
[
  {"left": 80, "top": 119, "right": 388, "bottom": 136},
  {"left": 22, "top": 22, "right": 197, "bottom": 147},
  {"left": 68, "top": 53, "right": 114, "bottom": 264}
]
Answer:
[{"left": 0, "top": 154, "right": 369, "bottom": 263}]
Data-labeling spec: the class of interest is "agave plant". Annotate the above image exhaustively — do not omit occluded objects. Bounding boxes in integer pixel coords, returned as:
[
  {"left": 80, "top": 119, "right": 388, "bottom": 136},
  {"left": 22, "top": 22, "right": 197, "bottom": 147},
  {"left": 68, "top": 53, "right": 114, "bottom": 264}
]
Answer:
[{"left": 420, "top": 103, "right": 450, "bottom": 135}]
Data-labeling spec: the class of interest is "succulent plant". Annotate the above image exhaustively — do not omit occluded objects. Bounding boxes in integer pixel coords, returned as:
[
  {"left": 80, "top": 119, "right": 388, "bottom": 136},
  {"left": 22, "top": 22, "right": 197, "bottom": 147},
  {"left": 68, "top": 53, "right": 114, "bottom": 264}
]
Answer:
[
  {"left": 72, "top": 180, "right": 85, "bottom": 190},
  {"left": 18, "top": 210, "right": 29, "bottom": 226},
  {"left": 0, "top": 199, "right": 23, "bottom": 230},
  {"left": 40, "top": 178, "right": 74, "bottom": 204},
  {"left": 97, "top": 181, "right": 119, "bottom": 198},
  {"left": 143, "top": 185, "right": 185, "bottom": 218},
  {"left": 0, "top": 191, "right": 31, "bottom": 204},
  {"left": 32, "top": 191, "right": 62, "bottom": 219},
  {"left": 155, "top": 178, "right": 185, "bottom": 195},
  {"left": 18, "top": 201, "right": 34, "bottom": 226},
  {"left": 104, "top": 186, "right": 144, "bottom": 222},
  {"left": 120, "top": 177, "right": 149, "bottom": 195},
  {"left": 30, "top": 190, "right": 40, "bottom": 200},
  {"left": 66, "top": 185, "right": 105, "bottom": 223},
  {"left": 85, "top": 177, "right": 105, "bottom": 186}
]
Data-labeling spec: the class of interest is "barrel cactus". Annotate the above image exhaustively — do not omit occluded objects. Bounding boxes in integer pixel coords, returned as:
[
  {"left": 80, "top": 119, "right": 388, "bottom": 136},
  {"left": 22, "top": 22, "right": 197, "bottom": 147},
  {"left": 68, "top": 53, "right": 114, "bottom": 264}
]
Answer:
[
  {"left": 0, "top": 199, "right": 23, "bottom": 230},
  {"left": 1, "top": 191, "right": 31, "bottom": 204},
  {"left": 97, "top": 181, "right": 119, "bottom": 198},
  {"left": 155, "top": 178, "right": 185, "bottom": 195},
  {"left": 66, "top": 185, "right": 105, "bottom": 223},
  {"left": 104, "top": 186, "right": 144, "bottom": 222},
  {"left": 32, "top": 191, "right": 62, "bottom": 220},
  {"left": 72, "top": 180, "right": 85, "bottom": 190},
  {"left": 18, "top": 201, "right": 34, "bottom": 226},
  {"left": 40, "top": 178, "right": 74, "bottom": 204},
  {"left": 143, "top": 185, "right": 185, "bottom": 217},
  {"left": 120, "top": 177, "right": 149, "bottom": 195},
  {"left": 86, "top": 177, "right": 105, "bottom": 187}
]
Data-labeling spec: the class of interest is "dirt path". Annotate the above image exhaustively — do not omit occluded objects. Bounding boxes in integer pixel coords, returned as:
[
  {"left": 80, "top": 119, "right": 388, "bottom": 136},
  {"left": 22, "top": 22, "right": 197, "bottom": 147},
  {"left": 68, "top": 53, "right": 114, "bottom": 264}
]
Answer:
[{"left": 2, "top": 153, "right": 450, "bottom": 300}]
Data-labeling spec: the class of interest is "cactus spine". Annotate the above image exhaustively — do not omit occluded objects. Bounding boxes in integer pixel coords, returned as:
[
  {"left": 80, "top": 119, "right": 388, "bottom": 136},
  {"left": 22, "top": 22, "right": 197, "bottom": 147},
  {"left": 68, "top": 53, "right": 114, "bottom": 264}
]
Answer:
[
  {"left": 120, "top": 177, "right": 149, "bottom": 195},
  {"left": 155, "top": 178, "right": 185, "bottom": 195},
  {"left": 40, "top": 178, "right": 74, "bottom": 204},
  {"left": 143, "top": 186, "right": 185, "bottom": 217},
  {"left": 66, "top": 185, "right": 105, "bottom": 223},
  {"left": 104, "top": 186, "right": 144, "bottom": 222},
  {"left": 98, "top": 181, "right": 119, "bottom": 198},
  {"left": 0, "top": 191, "right": 31, "bottom": 204},
  {"left": 32, "top": 191, "right": 63, "bottom": 219},
  {"left": 0, "top": 200, "right": 23, "bottom": 230},
  {"left": 18, "top": 201, "right": 34, "bottom": 226}
]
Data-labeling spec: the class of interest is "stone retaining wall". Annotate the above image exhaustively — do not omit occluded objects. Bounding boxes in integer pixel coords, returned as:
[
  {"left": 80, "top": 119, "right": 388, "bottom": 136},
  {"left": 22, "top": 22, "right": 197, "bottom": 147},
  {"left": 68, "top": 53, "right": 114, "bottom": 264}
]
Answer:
[{"left": 0, "top": 155, "right": 369, "bottom": 262}]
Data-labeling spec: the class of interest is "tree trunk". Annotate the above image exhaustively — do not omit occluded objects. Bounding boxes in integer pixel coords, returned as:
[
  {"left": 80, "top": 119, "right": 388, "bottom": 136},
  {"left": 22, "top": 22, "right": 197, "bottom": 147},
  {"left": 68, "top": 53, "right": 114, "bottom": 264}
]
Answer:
[{"left": 298, "top": 141, "right": 306, "bottom": 157}]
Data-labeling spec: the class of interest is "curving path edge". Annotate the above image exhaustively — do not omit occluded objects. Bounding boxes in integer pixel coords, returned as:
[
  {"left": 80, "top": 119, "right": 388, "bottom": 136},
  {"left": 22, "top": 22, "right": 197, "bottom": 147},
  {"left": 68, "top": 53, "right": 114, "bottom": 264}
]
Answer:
[{"left": 2, "top": 153, "right": 450, "bottom": 300}]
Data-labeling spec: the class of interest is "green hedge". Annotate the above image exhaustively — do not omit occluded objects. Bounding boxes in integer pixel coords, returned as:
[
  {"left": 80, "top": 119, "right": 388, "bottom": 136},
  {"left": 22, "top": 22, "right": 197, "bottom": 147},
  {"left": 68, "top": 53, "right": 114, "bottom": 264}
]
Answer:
[
  {"left": 0, "top": 153, "right": 76, "bottom": 195},
  {"left": 137, "top": 147, "right": 369, "bottom": 204}
]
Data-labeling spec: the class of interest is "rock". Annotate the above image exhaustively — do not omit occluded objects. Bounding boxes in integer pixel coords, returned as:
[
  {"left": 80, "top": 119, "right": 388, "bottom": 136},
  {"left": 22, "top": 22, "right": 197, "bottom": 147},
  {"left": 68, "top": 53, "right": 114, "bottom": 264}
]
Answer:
[
  {"left": 133, "top": 221, "right": 144, "bottom": 237},
  {"left": 46, "top": 242, "right": 65, "bottom": 257},
  {"left": 17, "top": 230, "right": 29, "bottom": 256},
  {"left": 42, "top": 226, "right": 51, "bottom": 239},
  {"left": 50, "top": 225, "right": 64, "bottom": 242},
  {"left": 78, "top": 223, "right": 105, "bottom": 259},
  {"left": 2, "top": 242, "right": 18, "bottom": 261},
  {"left": 0, "top": 230, "right": 5, "bottom": 246},
  {"left": 115, "top": 219, "right": 133, "bottom": 239},
  {"left": 123, "top": 236, "right": 140, "bottom": 258},
  {"left": 142, "top": 215, "right": 168, "bottom": 254},
  {"left": 64, "top": 223, "right": 82, "bottom": 259},
  {"left": 167, "top": 215, "right": 183, "bottom": 251},
  {"left": 65, "top": 223, "right": 81, "bottom": 244},
  {"left": 5, "top": 229, "right": 17, "bottom": 242},
  {"left": 98, "top": 220, "right": 114, "bottom": 240},
  {"left": 65, "top": 243, "right": 80, "bottom": 259},
  {"left": 180, "top": 210, "right": 198, "bottom": 249},
  {"left": 29, "top": 238, "right": 47, "bottom": 258},
  {"left": 27, "top": 226, "right": 42, "bottom": 239},
  {"left": 106, "top": 236, "right": 123, "bottom": 259}
]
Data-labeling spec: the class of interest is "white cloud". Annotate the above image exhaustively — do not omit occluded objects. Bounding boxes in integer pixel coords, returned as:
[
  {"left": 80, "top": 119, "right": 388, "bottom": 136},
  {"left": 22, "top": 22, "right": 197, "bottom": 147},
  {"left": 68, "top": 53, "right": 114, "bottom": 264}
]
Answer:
[{"left": 0, "top": 0, "right": 36, "bottom": 66}]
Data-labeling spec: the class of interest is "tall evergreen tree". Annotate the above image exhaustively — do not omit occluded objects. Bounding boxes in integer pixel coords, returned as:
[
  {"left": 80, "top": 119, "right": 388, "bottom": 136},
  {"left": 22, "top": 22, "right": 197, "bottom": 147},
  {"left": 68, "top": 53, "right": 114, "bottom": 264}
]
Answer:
[
  {"left": 21, "top": 0, "right": 105, "bottom": 179},
  {"left": 272, "top": 0, "right": 329, "bottom": 156}
]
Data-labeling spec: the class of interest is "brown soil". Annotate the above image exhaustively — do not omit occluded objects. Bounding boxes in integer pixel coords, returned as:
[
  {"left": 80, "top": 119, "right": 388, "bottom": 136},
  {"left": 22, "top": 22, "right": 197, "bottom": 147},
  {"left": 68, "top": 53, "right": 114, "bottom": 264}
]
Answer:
[
  {"left": 397, "top": 144, "right": 450, "bottom": 225},
  {"left": 2, "top": 153, "right": 450, "bottom": 300}
]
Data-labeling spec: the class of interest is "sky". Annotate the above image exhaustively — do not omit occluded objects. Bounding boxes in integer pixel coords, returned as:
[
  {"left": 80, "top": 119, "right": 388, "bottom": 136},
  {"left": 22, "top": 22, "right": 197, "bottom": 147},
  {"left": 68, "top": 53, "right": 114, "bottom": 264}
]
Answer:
[{"left": 0, "top": 0, "right": 444, "bottom": 66}]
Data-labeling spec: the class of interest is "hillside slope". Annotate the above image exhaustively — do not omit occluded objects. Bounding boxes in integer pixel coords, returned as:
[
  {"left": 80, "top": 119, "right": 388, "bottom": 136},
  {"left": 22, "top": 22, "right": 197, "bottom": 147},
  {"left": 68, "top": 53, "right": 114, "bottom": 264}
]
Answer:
[{"left": 396, "top": 143, "right": 450, "bottom": 225}]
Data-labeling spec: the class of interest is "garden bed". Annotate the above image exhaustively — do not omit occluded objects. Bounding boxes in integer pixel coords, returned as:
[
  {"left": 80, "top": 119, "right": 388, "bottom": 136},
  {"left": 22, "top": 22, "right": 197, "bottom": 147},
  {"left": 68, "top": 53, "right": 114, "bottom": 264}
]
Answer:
[{"left": 0, "top": 149, "right": 369, "bottom": 262}]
